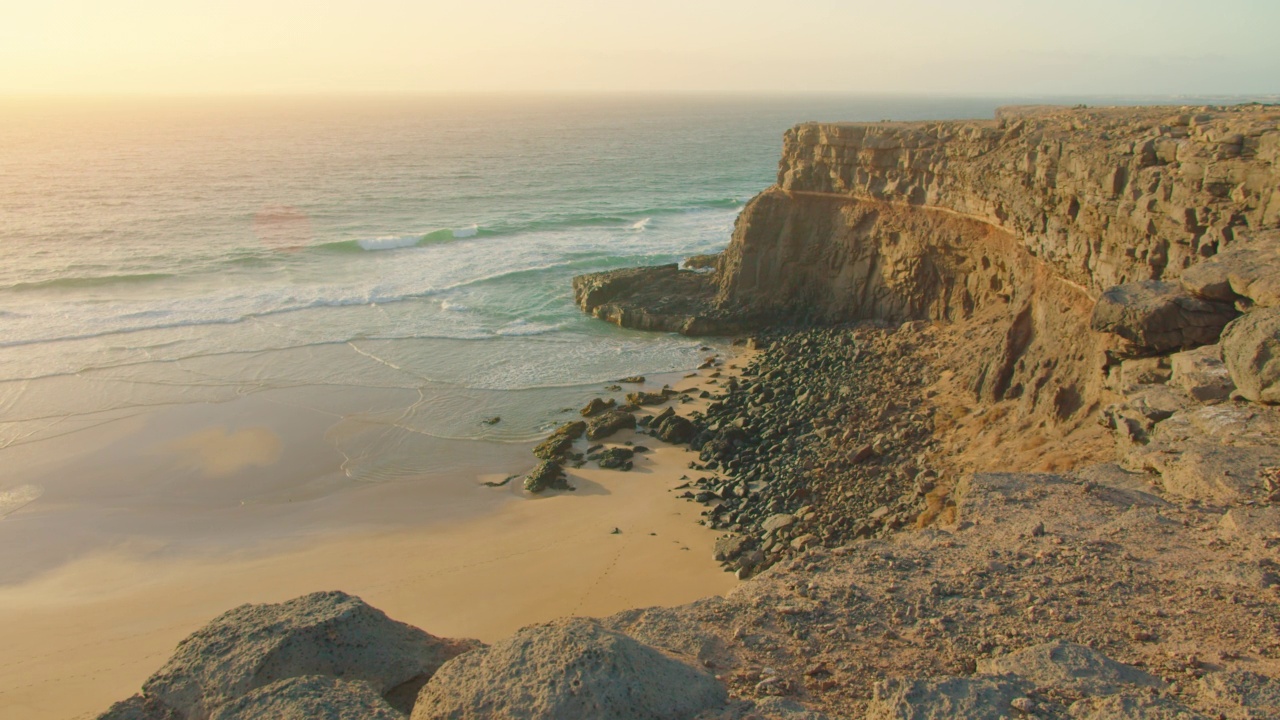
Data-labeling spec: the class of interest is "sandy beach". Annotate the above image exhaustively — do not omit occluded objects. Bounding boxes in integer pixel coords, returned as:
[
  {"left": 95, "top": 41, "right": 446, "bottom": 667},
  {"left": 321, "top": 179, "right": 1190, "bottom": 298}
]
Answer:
[{"left": 0, "top": 361, "right": 743, "bottom": 719}]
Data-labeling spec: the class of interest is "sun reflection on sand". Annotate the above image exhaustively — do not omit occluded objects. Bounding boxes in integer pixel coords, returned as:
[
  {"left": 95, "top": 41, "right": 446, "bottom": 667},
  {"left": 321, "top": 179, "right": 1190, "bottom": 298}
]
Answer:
[{"left": 165, "top": 426, "right": 283, "bottom": 478}]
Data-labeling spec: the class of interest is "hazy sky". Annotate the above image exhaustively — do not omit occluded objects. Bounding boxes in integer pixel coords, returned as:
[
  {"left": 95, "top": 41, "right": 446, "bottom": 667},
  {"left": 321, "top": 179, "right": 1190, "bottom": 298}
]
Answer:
[{"left": 3, "top": 0, "right": 1277, "bottom": 96}]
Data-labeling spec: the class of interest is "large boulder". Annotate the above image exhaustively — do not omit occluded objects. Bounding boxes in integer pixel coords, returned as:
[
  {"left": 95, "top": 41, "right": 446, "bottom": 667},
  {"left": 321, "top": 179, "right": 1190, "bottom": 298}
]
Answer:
[
  {"left": 585, "top": 410, "right": 637, "bottom": 441},
  {"left": 1091, "top": 281, "right": 1237, "bottom": 354},
  {"left": 141, "top": 591, "right": 479, "bottom": 720},
  {"left": 533, "top": 422, "right": 586, "bottom": 460},
  {"left": 978, "top": 640, "right": 1163, "bottom": 696},
  {"left": 209, "top": 676, "right": 405, "bottom": 720},
  {"left": 411, "top": 618, "right": 727, "bottom": 720},
  {"left": 1220, "top": 308, "right": 1280, "bottom": 403}
]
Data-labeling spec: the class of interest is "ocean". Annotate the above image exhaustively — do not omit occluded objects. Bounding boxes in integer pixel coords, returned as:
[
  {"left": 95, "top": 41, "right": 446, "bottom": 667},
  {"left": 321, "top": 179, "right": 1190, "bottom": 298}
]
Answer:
[{"left": 0, "top": 95, "right": 1027, "bottom": 567}]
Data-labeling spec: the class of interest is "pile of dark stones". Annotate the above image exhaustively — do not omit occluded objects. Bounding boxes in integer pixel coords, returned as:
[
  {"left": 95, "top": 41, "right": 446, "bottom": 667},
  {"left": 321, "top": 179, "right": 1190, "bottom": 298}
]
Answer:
[{"left": 651, "top": 323, "right": 942, "bottom": 577}]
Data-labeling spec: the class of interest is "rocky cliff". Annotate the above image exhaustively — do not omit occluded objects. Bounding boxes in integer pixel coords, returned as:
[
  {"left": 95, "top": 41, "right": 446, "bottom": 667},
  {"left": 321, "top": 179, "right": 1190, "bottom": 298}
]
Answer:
[{"left": 577, "top": 104, "right": 1280, "bottom": 424}]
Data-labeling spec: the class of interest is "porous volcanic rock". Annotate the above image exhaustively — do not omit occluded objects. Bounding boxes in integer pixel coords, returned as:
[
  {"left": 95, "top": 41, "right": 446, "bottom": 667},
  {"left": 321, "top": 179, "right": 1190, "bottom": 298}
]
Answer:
[
  {"left": 410, "top": 618, "right": 727, "bottom": 720},
  {"left": 140, "top": 591, "right": 479, "bottom": 720},
  {"left": 209, "top": 676, "right": 405, "bottom": 720}
]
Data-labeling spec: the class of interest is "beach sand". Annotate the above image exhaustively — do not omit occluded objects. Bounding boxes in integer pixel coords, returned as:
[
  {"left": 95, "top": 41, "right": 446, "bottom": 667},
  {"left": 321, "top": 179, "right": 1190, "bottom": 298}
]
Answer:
[{"left": 0, "top": 362, "right": 743, "bottom": 720}]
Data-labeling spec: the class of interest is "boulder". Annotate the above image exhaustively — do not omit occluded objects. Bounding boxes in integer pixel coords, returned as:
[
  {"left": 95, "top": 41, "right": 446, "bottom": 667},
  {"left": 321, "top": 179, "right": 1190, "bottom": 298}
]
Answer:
[
  {"left": 865, "top": 676, "right": 1034, "bottom": 720},
  {"left": 1091, "top": 281, "right": 1238, "bottom": 354},
  {"left": 579, "top": 398, "right": 615, "bottom": 418},
  {"left": 97, "top": 695, "right": 184, "bottom": 720},
  {"left": 586, "top": 410, "right": 637, "bottom": 441},
  {"left": 533, "top": 422, "right": 586, "bottom": 461},
  {"left": 596, "top": 447, "right": 634, "bottom": 470},
  {"left": 411, "top": 618, "right": 727, "bottom": 720},
  {"left": 209, "top": 676, "right": 405, "bottom": 720},
  {"left": 524, "top": 460, "right": 571, "bottom": 493},
  {"left": 141, "top": 591, "right": 479, "bottom": 720},
  {"left": 1180, "top": 233, "right": 1280, "bottom": 307},
  {"left": 655, "top": 414, "right": 696, "bottom": 444},
  {"left": 1220, "top": 308, "right": 1280, "bottom": 403},
  {"left": 1170, "top": 344, "right": 1235, "bottom": 403},
  {"left": 978, "top": 640, "right": 1163, "bottom": 696}
]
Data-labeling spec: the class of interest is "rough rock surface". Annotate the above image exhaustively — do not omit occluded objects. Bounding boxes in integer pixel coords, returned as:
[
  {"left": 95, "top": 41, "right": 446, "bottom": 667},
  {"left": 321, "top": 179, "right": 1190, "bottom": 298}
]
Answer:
[
  {"left": 141, "top": 591, "right": 478, "bottom": 720},
  {"left": 410, "top": 618, "right": 727, "bottom": 720},
  {"left": 523, "top": 459, "right": 570, "bottom": 493},
  {"left": 1170, "top": 344, "right": 1235, "bottom": 403},
  {"left": 1090, "top": 280, "right": 1237, "bottom": 354},
  {"left": 1180, "top": 230, "right": 1280, "bottom": 307},
  {"left": 1221, "top": 308, "right": 1280, "bottom": 403},
  {"left": 532, "top": 421, "right": 586, "bottom": 460},
  {"left": 978, "top": 640, "right": 1163, "bottom": 696},
  {"left": 209, "top": 676, "right": 405, "bottom": 720},
  {"left": 98, "top": 695, "right": 185, "bottom": 720},
  {"left": 585, "top": 409, "right": 637, "bottom": 441}
]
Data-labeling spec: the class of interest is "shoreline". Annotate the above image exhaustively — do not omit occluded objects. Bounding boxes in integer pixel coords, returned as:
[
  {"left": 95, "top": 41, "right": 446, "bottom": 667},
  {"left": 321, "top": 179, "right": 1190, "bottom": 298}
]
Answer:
[{"left": 0, "top": 354, "right": 746, "bottom": 720}]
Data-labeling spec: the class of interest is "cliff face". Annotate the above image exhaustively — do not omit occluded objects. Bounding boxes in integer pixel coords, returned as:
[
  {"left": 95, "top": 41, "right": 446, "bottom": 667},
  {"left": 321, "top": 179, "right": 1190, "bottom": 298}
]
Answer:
[{"left": 578, "top": 104, "right": 1280, "bottom": 423}]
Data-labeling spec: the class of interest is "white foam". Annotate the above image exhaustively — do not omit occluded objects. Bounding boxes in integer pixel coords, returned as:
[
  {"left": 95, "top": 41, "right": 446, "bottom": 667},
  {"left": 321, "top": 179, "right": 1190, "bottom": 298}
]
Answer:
[
  {"left": 630, "top": 217, "right": 652, "bottom": 231},
  {"left": 358, "top": 235, "right": 420, "bottom": 251},
  {"left": 0, "top": 484, "right": 42, "bottom": 518},
  {"left": 452, "top": 224, "right": 479, "bottom": 238}
]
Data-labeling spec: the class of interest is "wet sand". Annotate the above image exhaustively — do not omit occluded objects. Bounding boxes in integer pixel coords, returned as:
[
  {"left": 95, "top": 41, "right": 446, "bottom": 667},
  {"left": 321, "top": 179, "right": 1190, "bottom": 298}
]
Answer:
[{"left": 0, "top": 363, "right": 742, "bottom": 719}]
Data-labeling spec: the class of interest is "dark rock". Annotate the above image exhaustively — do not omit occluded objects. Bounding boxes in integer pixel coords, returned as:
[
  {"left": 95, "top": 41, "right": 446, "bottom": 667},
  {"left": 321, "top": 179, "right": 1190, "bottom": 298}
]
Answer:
[
  {"left": 533, "top": 421, "right": 586, "bottom": 460},
  {"left": 139, "top": 591, "right": 478, "bottom": 720},
  {"left": 626, "top": 391, "right": 670, "bottom": 407},
  {"left": 586, "top": 410, "right": 637, "bottom": 441},
  {"left": 480, "top": 416, "right": 500, "bottom": 425},
  {"left": 619, "top": 376, "right": 646, "bottom": 384},
  {"left": 580, "top": 397, "right": 616, "bottom": 417},
  {"left": 656, "top": 415, "right": 696, "bottom": 444},
  {"left": 410, "top": 618, "right": 727, "bottom": 720},
  {"left": 1090, "top": 280, "right": 1237, "bottom": 354},
  {"left": 597, "top": 447, "right": 635, "bottom": 470},
  {"left": 1220, "top": 308, "right": 1280, "bottom": 403},
  {"left": 572, "top": 264, "right": 746, "bottom": 335},
  {"left": 524, "top": 460, "right": 571, "bottom": 493}
]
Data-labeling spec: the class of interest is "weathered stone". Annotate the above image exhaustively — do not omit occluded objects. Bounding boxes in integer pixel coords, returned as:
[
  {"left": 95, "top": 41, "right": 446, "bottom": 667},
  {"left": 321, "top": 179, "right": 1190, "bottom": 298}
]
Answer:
[
  {"left": 1090, "top": 281, "right": 1237, "bottom": 354},
  {"left": 596, "top": 447, "right": 635, "bottom": 470},
  {"left": 1120, "top": 356, "right": 1172, "bottom": 388},
  {"left": 141, "top": 591, "right": 478, "bottom": 720},
  {"left": 655, "top": 414, "right": 696, "bottom": 444},
  {"left": 762, "top": 514, "right": 796, "bottom": 533},
  {"left": 524, "top": 460, "right": 570, "bottom": 493},
  {"left": 979, "top": 640, "right": 1163, "bottom": 696},
  {"left": 1170, "top": 344, "right": 1235, "bottom": 403},
  {"left": 1068, "top": 694, "right": 1209, "bottom": 720},
  {"left": 1180, "top": 232, "right": 1280, "bottom": 307},
  {"left": 713, "top": 535, "right": 749, "bottom": 562},
  {"left": 97, "top": 695, "right": 183, "bottom": 720},
  {"left": 865, "top": 676, "right": 1033, "bottom": 720},
  {"left": 626, "top": 391, "right": 670, "bottom": 407},
  {"left": 579, "top": 398, "right": 615, "bottom": 417},
  {"left": 585, "top": 410, "right": 637, "bottom": 441},
  {"left": 209, "top": 676, "right": 405, "bottom": 720},
  {"left": 1199, "top": 670, "right": 1280, "bottom": 715},
  {"left": 1221, "top": 308, "right": 1280, "bottom": 403},
  {"left": 533, "top": 422, "right": 586, "bottom": 460},
  {"left": 411, "top": 618, "right": 727, "bottom": 720}
]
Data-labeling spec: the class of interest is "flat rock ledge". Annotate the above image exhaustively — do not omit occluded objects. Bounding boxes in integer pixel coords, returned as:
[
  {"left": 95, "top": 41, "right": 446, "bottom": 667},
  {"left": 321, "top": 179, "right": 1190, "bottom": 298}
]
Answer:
[{"left": 572, "top": 263, "right": 749, "bottom": 335}]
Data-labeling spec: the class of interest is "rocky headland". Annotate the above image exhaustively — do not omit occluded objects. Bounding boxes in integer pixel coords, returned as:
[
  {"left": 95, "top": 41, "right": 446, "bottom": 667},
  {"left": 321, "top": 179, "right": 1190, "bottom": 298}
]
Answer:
[{"left": 99, "top": 104, "right": 1280, "bottom": 719}]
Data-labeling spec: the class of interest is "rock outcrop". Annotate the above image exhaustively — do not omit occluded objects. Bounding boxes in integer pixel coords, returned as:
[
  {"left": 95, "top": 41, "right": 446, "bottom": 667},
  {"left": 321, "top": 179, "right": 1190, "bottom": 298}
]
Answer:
[
  {"left": 112, "top": 591, "right": 478, "bottom": 720},
  {"left": 410, "top": 618, "right": 728, "bottom": 720}
]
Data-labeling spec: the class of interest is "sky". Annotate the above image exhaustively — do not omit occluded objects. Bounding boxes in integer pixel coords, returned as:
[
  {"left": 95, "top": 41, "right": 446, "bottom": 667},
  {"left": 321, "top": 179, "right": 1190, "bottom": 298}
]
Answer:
[{"left": 2, "top": 0, "right": 1277, "bottom": 96}]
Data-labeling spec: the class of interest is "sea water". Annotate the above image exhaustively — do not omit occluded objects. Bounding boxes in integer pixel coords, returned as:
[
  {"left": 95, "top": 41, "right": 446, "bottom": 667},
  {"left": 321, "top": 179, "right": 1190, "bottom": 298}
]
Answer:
[{"left": 0, "top": 94, "right": 1052, "bottom": 573}]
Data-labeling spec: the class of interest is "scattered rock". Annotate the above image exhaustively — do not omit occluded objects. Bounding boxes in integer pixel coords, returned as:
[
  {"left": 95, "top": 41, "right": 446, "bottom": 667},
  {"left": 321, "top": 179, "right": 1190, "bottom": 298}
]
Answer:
[
  {"left": 410, "top": 618, "right": 727, "bottom": 720},
  {"left": 140, "top": 591, "right": 478, "bottom": 720},
  {"left": 524, "top": 460, "right": 571, "bottom": 493},
  {"left": 1220, "top": 308, "right": 1280, "bottom": 403}
]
